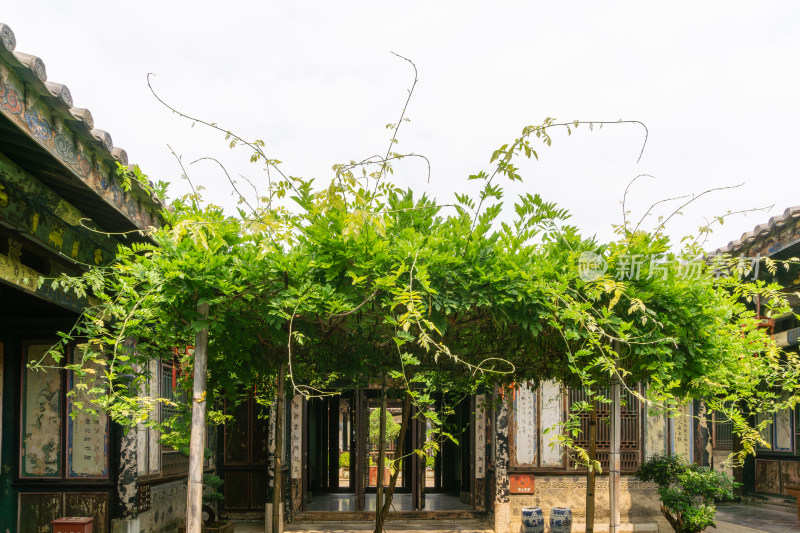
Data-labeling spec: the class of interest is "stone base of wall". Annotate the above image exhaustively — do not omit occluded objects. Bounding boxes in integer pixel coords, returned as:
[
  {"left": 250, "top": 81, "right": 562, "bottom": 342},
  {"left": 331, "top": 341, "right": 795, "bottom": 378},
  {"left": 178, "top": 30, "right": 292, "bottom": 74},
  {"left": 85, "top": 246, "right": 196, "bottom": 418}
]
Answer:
[
  {"left": 495, "top": 502, "right": 511, "bottom": 533},
  {"left": 711, "top": 451, "right": 734, "bottom": 478},
  {"left": 497, "top": 475, "right": 663, "bottom": 533},
  {"left": 139, "top": 480, "right": 187, "bottom": 533},
  {"left": 266, "top": 502, "right": 285, "bottom": 533},
  {"left": 504, "top": 518, "right": 672, "bottom": 533}
]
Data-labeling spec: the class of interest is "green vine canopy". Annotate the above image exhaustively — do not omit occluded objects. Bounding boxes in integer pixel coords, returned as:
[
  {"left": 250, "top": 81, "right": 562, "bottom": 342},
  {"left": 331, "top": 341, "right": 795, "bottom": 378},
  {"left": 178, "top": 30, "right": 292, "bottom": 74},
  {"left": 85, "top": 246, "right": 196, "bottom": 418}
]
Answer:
[{"left": 33, "top": 63, "right": 800, "bottom": 468}]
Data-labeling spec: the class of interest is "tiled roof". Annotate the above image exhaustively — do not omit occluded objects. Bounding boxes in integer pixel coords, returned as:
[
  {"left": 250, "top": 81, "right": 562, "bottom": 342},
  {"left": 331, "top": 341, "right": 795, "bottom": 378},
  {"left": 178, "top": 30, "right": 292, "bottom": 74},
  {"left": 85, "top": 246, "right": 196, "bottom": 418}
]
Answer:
[
  {"left": 711, "top": 206, "right": 800, "bottom": 256},
  {"left": 0, "top": 22, "right": 163, "bottom": 232},
  {"left": 0, "top": 22, "right": 131, "bottom": 168}
]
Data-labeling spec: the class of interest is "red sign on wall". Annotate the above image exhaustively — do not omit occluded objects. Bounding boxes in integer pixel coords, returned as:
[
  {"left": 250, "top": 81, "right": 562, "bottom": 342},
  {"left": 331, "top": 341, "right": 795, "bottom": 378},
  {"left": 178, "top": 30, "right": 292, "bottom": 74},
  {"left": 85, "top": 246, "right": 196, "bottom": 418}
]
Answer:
[{"left": 510, "top": 473, "right": 535, "bottom": 493}]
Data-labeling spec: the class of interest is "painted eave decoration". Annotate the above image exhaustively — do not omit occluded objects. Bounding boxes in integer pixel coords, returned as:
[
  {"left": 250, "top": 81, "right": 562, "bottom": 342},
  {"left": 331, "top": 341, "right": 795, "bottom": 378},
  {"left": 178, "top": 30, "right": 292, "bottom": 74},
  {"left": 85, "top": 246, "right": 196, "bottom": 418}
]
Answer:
[{"left": 0, "top": 22, "right": 162, "bottom": 233}]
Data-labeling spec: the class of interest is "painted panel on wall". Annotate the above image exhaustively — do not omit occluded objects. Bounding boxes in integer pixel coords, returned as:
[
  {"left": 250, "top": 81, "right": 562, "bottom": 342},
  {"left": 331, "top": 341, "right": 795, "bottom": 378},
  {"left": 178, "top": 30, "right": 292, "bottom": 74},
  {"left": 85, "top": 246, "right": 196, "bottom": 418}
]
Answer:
[
  {"left": 781, "top": 460, "right": 800, "bottom": 496},
  {"left": 67, "top": 345, "right": 109, "bottom": 478},
  {"left": 64, "top": 492, "right": 109, "bottom": 532},
  {"left": 514, "top": 384, "right": 537, "bottom": 465},
  {"left": 21, "top": 344, "right": 62, "bottom": 477},
  {"left": 755, "top": 459, "right": 781, "bottom": 494},
  {"left": 775, "top": 409, "right": 793, "bottom": 452},
  {"left": 756, "top": 411, "right": 773, "bottom": 450},
  {"left": 18, "top": 493, "right": 61, "bottom": 533}
]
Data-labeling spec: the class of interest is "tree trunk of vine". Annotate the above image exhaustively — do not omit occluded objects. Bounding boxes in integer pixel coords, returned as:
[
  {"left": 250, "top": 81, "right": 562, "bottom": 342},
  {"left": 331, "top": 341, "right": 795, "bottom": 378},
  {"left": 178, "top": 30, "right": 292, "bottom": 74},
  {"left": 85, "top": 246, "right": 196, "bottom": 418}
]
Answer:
[
  {"left": 375, "top": 390, "right": 412, "bottom": 533},
  {"left": 586, "top": 401, "right": 597, "bottom": 533}
]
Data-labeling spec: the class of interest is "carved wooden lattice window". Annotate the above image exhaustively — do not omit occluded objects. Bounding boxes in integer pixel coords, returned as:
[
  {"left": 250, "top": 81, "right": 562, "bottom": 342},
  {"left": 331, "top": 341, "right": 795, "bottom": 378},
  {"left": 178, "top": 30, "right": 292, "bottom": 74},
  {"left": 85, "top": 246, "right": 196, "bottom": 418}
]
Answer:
[
  {"left": 712, "top": 402, "right": 734, "bottom": 450},
  {"left": 796, "top": 408, "right": 800, "bottom": 456},
  {"left": 565, "top": 386, "right": 641, "bottom": 472},
  {"left": 160, "top": 360, "right": 189, "bottom": 475}
]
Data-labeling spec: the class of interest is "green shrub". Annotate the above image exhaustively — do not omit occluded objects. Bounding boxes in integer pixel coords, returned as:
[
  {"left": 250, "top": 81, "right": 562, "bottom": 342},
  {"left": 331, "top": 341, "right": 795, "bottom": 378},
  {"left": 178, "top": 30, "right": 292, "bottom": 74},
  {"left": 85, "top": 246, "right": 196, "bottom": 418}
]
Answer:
[
  {"left": 339, "top": 451, "right": 350, "bottom": 469},
  {"left": 425, "top": 454, "right": 435, "bottom": 469},
  {"left": 368, "top": 408, "right": 401, "bottom": 447},
  {"left": 636, "top": 454, "right": 738, "bottom": 533}
]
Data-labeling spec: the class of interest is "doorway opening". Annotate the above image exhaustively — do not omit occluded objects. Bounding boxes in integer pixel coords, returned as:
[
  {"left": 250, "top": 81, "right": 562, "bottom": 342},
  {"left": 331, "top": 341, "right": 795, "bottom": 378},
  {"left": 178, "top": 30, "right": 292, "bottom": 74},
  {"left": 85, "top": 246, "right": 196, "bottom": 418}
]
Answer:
[{"left": 303, "top": 390, "right": 472, "bottom": 514}]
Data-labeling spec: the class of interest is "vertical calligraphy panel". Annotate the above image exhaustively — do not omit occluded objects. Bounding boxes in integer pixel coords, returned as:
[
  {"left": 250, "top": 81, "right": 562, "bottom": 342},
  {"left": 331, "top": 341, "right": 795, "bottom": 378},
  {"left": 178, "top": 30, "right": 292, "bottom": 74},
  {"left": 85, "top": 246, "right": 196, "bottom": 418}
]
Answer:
[
  {"left": 672, "top": 403, "right": 692, "bottom": 461},
  {"left": 148, "top": 359, "right": 161, "bottom": 474},
  {"left": 475, "top": 394, "right": 486, "bottom": 478},
  {"left": 291, "top": 394, "right": 302, "bottom": 479},
  {"left": 67, "top": 344, "right": 109, "bottom": 478},
  {"left": 21, "top": 343, "right": 62, "bottom": 478},
  {"left": 540, "top": 380, "right": 562, "bottom": 466},
  {"left": 513, "top": 384, "right": 537, "bottom": 465}
]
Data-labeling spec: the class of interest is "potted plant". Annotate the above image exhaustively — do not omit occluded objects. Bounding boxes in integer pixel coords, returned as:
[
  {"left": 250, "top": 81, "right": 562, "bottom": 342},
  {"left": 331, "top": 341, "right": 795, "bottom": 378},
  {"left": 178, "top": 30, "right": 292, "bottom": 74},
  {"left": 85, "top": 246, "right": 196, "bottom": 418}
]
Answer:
[
  {"left": 636, "top": 454, "right": 738, "bottom": 533},
  {"left": 179, "top": 473, "right": 233, "bottom": 533}
]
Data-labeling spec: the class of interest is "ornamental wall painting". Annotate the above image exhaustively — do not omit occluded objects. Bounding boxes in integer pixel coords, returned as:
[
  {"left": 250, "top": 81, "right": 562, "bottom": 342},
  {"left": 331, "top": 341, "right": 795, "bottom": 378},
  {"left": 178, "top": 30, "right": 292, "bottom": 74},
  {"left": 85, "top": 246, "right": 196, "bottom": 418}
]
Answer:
[
  {"left": 67, "top": 343, "right": 109, "bottom": 478},
  {"left": 20, "top": 343, "right": 62, "bottom": 478},
  {"left": 781, "top": 460, "right": 800, "bottom": 496},
  {"left": 64, "top": 492, "right": 109, "bottom": 531},
  {"left": 17, "top": 493, "right": 61, "bottom": 533},
  {"left": 755, "top": 459, "right": 781, "bottom": 494},
  {"left": 18, "top": 492, "right": 109, "bottom": 533}
]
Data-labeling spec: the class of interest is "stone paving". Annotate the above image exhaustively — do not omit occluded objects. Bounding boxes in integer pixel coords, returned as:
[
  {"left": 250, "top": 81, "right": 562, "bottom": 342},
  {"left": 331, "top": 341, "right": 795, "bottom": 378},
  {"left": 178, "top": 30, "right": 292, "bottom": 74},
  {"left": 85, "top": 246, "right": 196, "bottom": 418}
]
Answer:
[
  {"left": 232, "top": 519, "right": 493, "bottom": 532},
  {"left": 712, "top": 503, "right": 800, "bottom": 533},
  {"left": 230, "top": 503, "right": 800, "bottom": 533}
]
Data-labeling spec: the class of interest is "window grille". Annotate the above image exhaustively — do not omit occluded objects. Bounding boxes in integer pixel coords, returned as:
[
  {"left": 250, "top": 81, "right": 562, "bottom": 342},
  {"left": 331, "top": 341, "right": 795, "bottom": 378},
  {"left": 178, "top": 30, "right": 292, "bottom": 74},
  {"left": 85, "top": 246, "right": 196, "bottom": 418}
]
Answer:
[
  {"left": 160, "top": 359, "right": 189, "bottom": 475},
  {"left": 712, "top": 406, "right": 734, "bottom": 450},
  {"left": 565, "top": 386, "right": 641, "bottom": 471}
]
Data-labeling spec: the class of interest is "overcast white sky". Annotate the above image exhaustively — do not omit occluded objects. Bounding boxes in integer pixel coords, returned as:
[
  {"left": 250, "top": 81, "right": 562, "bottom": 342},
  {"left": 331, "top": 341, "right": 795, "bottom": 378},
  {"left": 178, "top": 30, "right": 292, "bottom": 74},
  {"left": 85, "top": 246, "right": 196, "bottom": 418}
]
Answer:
[{"left": 3, "top": 2, "right": 799, "bottom": 251}]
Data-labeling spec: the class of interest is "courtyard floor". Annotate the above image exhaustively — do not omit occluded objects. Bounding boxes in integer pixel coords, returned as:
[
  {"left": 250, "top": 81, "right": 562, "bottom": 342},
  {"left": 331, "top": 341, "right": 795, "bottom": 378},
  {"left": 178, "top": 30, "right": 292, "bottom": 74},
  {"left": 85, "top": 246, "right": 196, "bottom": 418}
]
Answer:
[
  {"left": 712, "top": 503, "right": 800, "bottom": 533},
  {"left": 231, "top": 501, "right": 800, "bottom": 533}
]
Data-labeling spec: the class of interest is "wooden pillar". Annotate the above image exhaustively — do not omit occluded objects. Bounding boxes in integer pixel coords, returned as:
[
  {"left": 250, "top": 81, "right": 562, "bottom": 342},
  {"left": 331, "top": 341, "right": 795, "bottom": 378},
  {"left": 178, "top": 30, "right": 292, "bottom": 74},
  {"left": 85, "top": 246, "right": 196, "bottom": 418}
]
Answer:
[
  {"left": 586, "top": 402, "right": 597, "bottom": 533},
  {"left": 272, "top": 361, "right": 286, "bottom": 533},
  {"left": 609, "top": 373, "right": 621, "bottom": 533},
  {"left": 411, "top": 400, "right": 426, "bottom": 511},
  {"left": 494, "top": 392, "right": 510, "bottom": 533},
  {"left": 376, "top": 376, "right": 387, "bottom": 532},
  {"left": 354, "top": 390, "right": 366, "bottom": 511},
  {"left": 186, "top": 302, "right": 209, "bottom": 533}
]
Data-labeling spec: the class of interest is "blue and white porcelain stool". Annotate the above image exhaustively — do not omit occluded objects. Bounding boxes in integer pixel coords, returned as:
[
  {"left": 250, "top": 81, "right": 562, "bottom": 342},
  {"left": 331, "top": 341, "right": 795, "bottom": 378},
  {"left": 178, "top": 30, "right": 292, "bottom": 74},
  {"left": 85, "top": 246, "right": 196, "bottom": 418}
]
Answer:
[
  {"left": 549, "top": 506, "right": 573, "bottom": 533},
  {"left": 521, "top": 506, "right": 545, "bottom": 533}
]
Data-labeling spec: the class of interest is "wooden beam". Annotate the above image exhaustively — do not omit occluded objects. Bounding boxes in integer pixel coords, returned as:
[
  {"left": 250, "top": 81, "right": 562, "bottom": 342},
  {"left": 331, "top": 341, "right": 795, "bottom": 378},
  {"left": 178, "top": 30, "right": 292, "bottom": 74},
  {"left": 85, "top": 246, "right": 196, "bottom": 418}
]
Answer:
[{"left": 0, "top": 150, "right": 119, "bottom": 266}]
